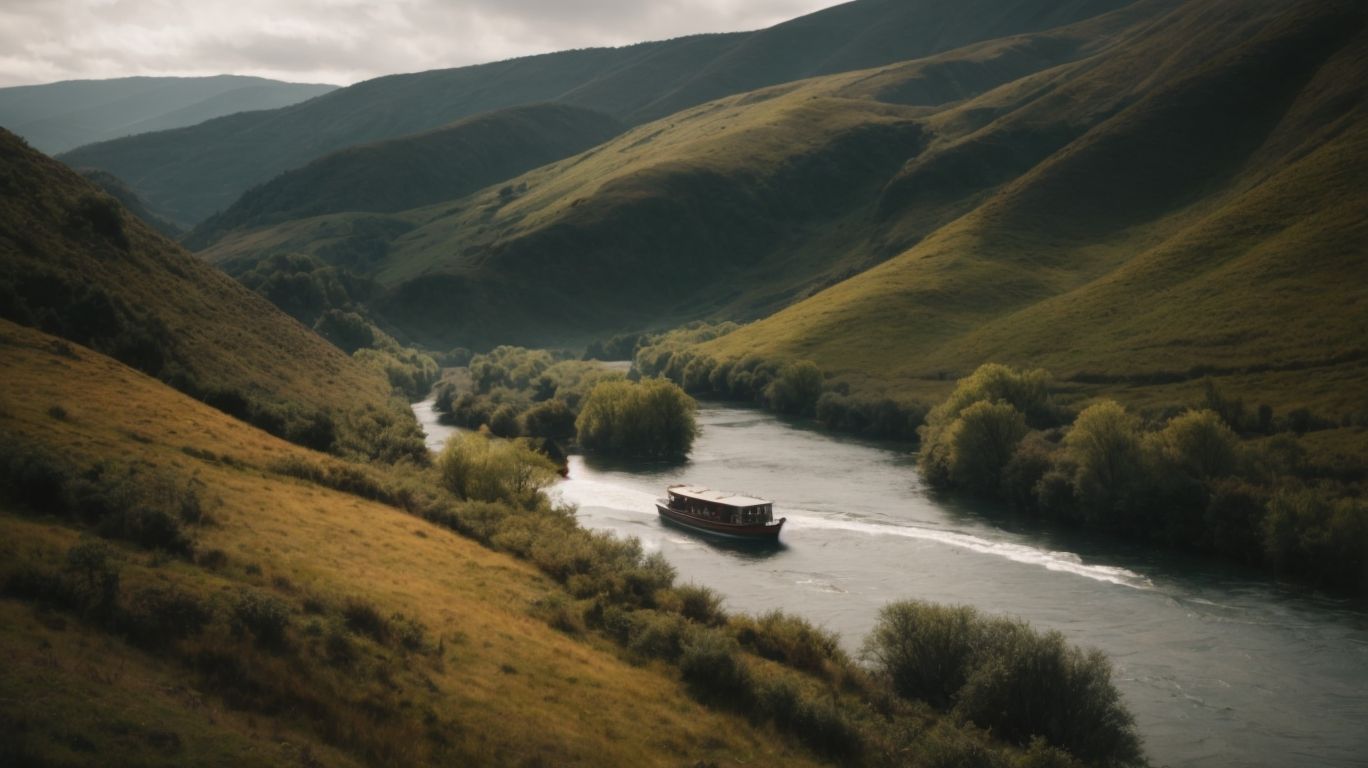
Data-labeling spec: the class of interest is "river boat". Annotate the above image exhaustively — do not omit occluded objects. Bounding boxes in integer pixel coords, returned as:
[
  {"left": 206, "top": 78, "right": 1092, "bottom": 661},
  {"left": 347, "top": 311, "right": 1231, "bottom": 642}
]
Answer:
[{"left": 656, "top": 485, "right": 786, "bottom": 542}]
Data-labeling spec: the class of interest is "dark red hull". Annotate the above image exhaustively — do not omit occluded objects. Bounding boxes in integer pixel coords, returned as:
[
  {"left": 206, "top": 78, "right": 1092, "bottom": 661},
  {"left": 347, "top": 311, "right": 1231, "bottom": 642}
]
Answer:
[{"left": 656, "top": 503, "right": 785, "bottom": 541}]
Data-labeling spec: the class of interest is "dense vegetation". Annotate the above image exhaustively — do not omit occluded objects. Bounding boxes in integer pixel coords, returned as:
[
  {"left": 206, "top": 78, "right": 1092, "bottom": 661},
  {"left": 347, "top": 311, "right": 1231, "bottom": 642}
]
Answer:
[
  {"left": 575, "top": 379, "right": 698, "bottom": 460},
  {"left": 433, "top": 345, "right": 624, "bottom": 439},
  {"left": 433, "top": 345, "right": 697, "bottom": 459},
  {"left": 228, "top": 251, "right": 439, "bottom": 400},
  {"left": 863, "top": 601, "right": 1141, "bottom": 765},
  {"left": 635, "top": 323, "right": 928, "bottom": 440},
  {"left": 919, "top": 365, "right": 1368, "bottom": 593}
]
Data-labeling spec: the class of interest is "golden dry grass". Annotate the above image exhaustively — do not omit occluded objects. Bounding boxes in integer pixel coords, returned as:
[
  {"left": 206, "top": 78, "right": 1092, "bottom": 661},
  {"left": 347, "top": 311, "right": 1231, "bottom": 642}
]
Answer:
[{"left": 0, "top": 318, "right": 819, "bottom": 767}]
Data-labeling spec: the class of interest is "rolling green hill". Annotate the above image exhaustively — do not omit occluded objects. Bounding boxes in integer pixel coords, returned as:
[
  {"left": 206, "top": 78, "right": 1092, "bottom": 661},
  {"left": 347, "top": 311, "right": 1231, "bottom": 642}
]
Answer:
[
  {"left": 59, "top": 0, "right": 1133, "bottom": 226},
  {"left": 78, "top": 168, "right": 185, "bottom": 239},
  {"left": 0, "top": 75, "right": 335, "bottom": 155},
  {"left": 699, "top": 0, "right": 1368, "bottom": 419},
  {"left": 0, "top": 128, "right": 412, "bottom": 457},
  {"left": 185, "top": 104, "right": 625, "bottom": 251},
  {"left": 198, "top": 1, "right": 1152, "bottom": 349},
  {"left": 203, "top": 0, "right": 1366, "bottom": 428}
]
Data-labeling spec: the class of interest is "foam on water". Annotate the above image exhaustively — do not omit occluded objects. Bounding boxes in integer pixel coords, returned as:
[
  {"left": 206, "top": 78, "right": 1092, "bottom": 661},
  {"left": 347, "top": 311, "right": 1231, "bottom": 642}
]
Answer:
[
  {"left": 786, "top": 513, "right": 1153, "bottom": 590},
  {"left": 552, "top": 471, "right": 1152, "bottom": 591}
]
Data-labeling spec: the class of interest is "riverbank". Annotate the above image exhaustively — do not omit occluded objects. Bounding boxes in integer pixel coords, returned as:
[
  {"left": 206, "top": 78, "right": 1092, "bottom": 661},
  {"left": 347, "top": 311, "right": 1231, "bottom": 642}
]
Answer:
[{"left": 412, "top": 398, "right": 1368, "bottom": 768}]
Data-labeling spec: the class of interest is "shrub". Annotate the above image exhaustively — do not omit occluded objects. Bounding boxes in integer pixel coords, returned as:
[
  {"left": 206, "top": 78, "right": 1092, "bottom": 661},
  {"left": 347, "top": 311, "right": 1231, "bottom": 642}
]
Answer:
[
  {"left": 1263, "top": 488, "right": 1368, "bottom": 588},
  {"left": 926, "top": 364, "right": 1055, "bottom": 429},
  {"left": 530, "top": 595, "right": 584, "bottom": 635},
  {"left": 124, "top": 586, "right": 214, "bottom": 646},
  {"left": 575, "top": 378, "right": 698, "bottom": 459},
  {"left": 1148, "top": 409, "right": 1239, "bottom": 482},
  {"left": 232, "top": 590, "right": 291, "bottom": 649},
  {"left": 948, "top": 401, "right": 1029, "bottom": 493},
  {"left": 763, "top": 361, "right": 823, "bottom": 416},
  {"left": 628, "top": 611, "right": 688, "bottom": 661},
  {"left": 436, "top": 432, "right": 558, "bottom": 507},
  {"left": 861, "top": 601, "right": 979, "bottom": 708},
  {"left": 488, "top": 403, "right": 521, "bottom": 438},
  {"left": 1064, "top": 401, "right": 1144, "bottom": 525},
  {"left": 520, "top": 398, "right": 576, "bottom": 440},
  {"left": 342, "top": 598, "right": 390, "bottom": 642},
  {"left": 673, "top": 584, "right": 727, "bottom": 627},
  {"left": 679, "top": 631, "right": 754, "bottom": 706},
  {"left": 731, "top": 610, "right": 847, "bottom": 676},
  {"left": 389, "top": 612, "right": 428, "bottom": 651},
  {"left": 863, "top": 601, "right": 1142, "bottom": 765}
]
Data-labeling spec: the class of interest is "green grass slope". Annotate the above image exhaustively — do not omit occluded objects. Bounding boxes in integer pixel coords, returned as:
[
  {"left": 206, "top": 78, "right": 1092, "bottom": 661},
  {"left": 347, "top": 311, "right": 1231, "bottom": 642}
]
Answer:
[
  {"left": 185, "top": 104, "right": 625, "bottom": 251},
  {"left": 59, "top": 0, "right": 1133, "bottom": 226},
  {"left": 201, "top": 11, "right": 1131, "bottom": 350},
  {"left": 704, "top": 0, "right": 1368, "bottom": 418},
  {"left": 0, "top": 129, "right": 400, "bottom": 448},
  {"left": 77, "top": 168, "right": 184, "bottom": 239},
  {"left": 0, "top": 75, "right": 335, "bottom": 155}
]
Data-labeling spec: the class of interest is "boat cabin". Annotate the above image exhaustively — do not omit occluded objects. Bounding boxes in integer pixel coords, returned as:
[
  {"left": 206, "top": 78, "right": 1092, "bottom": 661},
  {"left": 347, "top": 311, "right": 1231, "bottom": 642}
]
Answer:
[{"left": 666, "top": 485, "right": 774, "bottom": 525}]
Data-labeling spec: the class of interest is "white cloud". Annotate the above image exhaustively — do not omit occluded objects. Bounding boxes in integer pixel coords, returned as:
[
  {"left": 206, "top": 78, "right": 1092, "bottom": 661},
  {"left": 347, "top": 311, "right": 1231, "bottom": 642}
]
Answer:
[{"left": 0, "top": 0, "right": 842, "bottom": 87}]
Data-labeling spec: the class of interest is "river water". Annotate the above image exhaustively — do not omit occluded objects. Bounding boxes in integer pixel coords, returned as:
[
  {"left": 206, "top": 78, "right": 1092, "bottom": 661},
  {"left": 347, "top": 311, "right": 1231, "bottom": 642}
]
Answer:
[{"left": 414, "top": 399, "right": 1368, "bottom": 767}]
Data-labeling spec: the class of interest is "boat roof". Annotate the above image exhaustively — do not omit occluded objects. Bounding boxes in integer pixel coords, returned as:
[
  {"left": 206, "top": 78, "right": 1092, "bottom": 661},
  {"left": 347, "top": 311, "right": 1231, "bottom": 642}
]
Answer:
[{"left": 668, "top": 485, "right": 770, "bottom": 508}]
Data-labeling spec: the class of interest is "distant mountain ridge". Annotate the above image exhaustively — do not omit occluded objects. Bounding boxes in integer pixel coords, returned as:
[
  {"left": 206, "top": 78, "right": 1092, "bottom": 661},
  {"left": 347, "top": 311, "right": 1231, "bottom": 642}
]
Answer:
[
  {"left": 0, "top": 75, "right": 336, "bottom": 155},
  {"left": 185, "top": 104, "right": 626, "bottom": 250},
  {"left": 60, "top": 0, "right": 1134, "bottom": 226}
]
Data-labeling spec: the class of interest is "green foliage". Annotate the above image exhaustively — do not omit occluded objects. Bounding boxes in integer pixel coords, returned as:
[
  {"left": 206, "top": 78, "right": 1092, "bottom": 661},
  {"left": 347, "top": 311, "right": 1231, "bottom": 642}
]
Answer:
[
  {"left": 679, "top": 631, "right": 754, "bottom": 706},
  {"left": 575, "top": 378, "right": 698, "bottom": 459},
  {"left": 815, "top": 391, "right": 928, "bottom": 440},
  {"left": 764, "top": 360, "right": 824, "bottom": 416},
  {"left": 928, "top": 364, "right": 1056, "bottom": 429},
  {"left": 1147, "top": 409, "right": 1240, "bottom": 482},
  {"left": 671, "top": 584, "right": 728, "bottom": 627},
  {"left": 231, "top": 590, "right": 292, "bottom": 649},
  {"left": 1263, "top": 487, "right": 1368, "bottom": 589},
  {"left": 730, "top": 610, "right": 849, "bottom": 677},
  {"left": 436, "top": 431, "right": 558, "bottom": 506},
  {"left": 583, "top": 332, "right": 648, "bottom": 361},
  {"left": 315, "top": 309, "right": 374, "bottom": 354},
  {"left": 919, "top": 365, "right": 1056, "bottom": 493},
  {"left": 862, "top": 600, "right": 1141, "bottom": 765},
  {"left": 520, "top": 399, "right": 577, "bottom": 440},
  {"left": 0, "top": 444, "right": 198, "bottom": 557},
  {"left": 1064, "top": 401, "right": 1145, "bottom": 524}
]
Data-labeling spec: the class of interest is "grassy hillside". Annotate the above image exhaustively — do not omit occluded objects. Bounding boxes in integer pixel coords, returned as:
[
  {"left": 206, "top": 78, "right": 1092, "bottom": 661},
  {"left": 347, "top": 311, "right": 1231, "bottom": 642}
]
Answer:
[
  {"left": 0, "top": 128, "right": 413, "bottom": 458},
  {"left": 701, "top": 0, "right": 1368, "bottom": 421},
  {"left": 59, "top": 0, "right": 1133, "bottom": 226},
  {"left": 0, "top": 75, "right": 335, "bottom": 155},
  {"left": 78, "top": 168, "right": 184, "bottom": 238},
  {"left": 202, "top": 10, "right": 1134, "bottom": 350},
  {"left": 186, "top": 104, "right": 625, "bottom": 251},
  {"left": 0, "top": 320, "right": 824, "bottom": 766}
]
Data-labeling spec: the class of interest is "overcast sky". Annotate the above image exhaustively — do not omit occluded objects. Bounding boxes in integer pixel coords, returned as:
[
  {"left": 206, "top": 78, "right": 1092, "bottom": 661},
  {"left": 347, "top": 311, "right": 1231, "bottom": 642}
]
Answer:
[{"left": 0, "top": 0, "right": 846, "bottom": 88}]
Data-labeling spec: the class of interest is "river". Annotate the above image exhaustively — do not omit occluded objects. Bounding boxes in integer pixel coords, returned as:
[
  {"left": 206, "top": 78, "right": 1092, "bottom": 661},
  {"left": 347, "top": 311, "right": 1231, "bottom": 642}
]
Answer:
[{"left": 414, "top": 399, "right": 1368, "bottom": 767}]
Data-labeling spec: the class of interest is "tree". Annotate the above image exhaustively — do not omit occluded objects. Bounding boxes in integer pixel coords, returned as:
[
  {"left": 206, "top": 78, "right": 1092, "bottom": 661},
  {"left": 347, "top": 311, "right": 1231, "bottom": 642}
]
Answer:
[
  {"left": 1064, "top": 401, "right": 1143, "bottom": 524},
  {"left": 576, "top": 378, "right": 697, "bottom": 459},
  {"left": 436, "top": 431, "right": 557, "bottom": 506},
  {"left": 946, "top": 401, "right": 1029, "bottom": 493},
  {"left": 1149, "top": 409, "right": 1239, "bottom": 482},
  {"left": 764, "top": 360, "right": 824, "bottom": 416}
]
